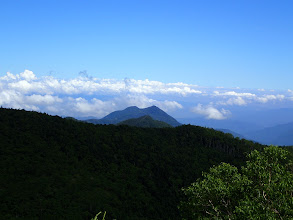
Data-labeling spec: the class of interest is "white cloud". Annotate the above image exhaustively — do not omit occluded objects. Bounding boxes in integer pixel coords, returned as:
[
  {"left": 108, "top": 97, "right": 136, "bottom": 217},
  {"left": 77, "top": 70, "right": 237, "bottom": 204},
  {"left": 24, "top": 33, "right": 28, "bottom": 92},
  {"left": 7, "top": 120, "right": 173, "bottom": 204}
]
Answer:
[
  {"left": 9, "top": 80, "right": 34, "bottom": 93},
  {"left": 287, "top": 90, "right": 293, "bottom": 101},
  {"left": 20, "top": 70, "right": 37, "bottom": 81},
  {"left": 0, "top": 70, "right": 185, "bottom": 118},
  {"left": 226, "top": 97, "right": 247, "bottom": 106},
  {"left": 0, "top": 70, "right": 291, "bottom": 118},
  {"left": 72, "top": 97, "right": 114, "bottom": 117},
  {"left": 0, "top": 89, "right": 40, "bottom": 111},
  {"left": 126, "top": 79, "right": 202, "bottom": 95},
  {"left": 0, "top": 72, "right": 17, "bottom": 80},
  {"left": 1, "top": 71, "right": 202, "bottom": 96},
  {"left": 255, "top": 95, "right": 285, "bottom": 103},
  {"left": 1, "top": 70, "right": 37, "bottom": 81},
  {"left": 213, "top": 91, "right": 256, "bottom": 97},
  {"left": 158, "top": 100, "right": 183, "bottom": 111},
  {"left": 213, "top": 90, "right": 287, "bottom": 106},
  {"left": 217, "top": 97, "right": 247, "bottom": 106},
  {"left": 25, "top": 94, "right": 63, "bottom": 105},
  {"left": 191, "top": 104, "right": 231, "bottom": 120}
]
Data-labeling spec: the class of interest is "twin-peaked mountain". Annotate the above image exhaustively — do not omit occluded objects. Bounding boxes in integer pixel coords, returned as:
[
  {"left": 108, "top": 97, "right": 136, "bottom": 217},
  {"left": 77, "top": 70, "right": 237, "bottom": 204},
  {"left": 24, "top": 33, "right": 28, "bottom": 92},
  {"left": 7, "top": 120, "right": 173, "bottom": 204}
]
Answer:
[{"left": 85, "top": 105, "right": 181, "bottom": 127}]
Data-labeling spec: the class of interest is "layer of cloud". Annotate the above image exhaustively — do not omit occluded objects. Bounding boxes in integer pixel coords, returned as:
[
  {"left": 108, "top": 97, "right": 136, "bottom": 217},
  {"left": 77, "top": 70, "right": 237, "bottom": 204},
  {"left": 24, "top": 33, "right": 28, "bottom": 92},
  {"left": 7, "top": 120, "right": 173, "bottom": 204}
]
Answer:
[
  {"left": 1, "top": 71, "right": 202, "bottom": 96},
  {"left": 213, "top": 91, "right": 256, "bottom": 98},
  {"left": 191, "top": 104, "right": 231, "bottom": 120},
  {"left": 0, "top": 70, "right": 292, "bottom": 119},
  {"left": 255, "top": 94, "right": 285, "bottom": 103},
  {"left": 217, "top": 97, "right": 247, "bottom": 106},
  {"left": 214, "top": 90, "right": 286, "bottom": 106},
  {"left": 0, "top": 70, "right": 185, "bottom": 118}
]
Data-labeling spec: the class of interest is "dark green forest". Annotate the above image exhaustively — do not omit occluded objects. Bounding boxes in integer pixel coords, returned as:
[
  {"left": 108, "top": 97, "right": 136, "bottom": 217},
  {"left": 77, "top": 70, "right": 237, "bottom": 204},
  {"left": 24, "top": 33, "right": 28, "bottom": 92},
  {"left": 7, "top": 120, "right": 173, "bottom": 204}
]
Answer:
[
  {"left": 0, "top": 108, "right": 272, "bottom": 219},
  {"left": 117, "top": 115, "right": 172, "bottom": 128}
]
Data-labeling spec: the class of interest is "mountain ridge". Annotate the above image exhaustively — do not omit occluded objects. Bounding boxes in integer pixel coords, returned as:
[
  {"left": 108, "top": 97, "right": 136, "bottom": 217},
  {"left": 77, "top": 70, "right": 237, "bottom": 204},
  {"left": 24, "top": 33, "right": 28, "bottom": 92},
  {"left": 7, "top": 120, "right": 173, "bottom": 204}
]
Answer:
[
  {"left": 85, "top": 105, "right": 181, "bottom": 127},
  {"left": 245, "top": 122, "right": 293, "bottom": 146},
  {"left": 118, "top": 115, "right": 173, "bottom": 128}
]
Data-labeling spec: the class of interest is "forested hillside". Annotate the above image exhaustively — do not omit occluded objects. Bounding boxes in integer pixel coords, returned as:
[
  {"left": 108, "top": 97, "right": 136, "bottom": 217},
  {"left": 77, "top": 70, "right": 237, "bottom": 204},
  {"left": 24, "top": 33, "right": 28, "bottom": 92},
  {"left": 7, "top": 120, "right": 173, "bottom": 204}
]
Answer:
[
  {"left": 0, "top": 108, "right": 264, "bottom": 219},
  {"left": 117, "top": 115, "right": 172, "bottom": 128}
]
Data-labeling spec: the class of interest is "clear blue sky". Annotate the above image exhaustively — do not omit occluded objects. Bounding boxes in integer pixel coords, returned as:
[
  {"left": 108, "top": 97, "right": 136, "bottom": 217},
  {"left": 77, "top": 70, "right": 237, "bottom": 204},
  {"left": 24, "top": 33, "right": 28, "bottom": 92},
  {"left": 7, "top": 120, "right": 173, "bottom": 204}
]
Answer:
[{"left": 1, "top": 0, "right": 293, "bottom": 89}]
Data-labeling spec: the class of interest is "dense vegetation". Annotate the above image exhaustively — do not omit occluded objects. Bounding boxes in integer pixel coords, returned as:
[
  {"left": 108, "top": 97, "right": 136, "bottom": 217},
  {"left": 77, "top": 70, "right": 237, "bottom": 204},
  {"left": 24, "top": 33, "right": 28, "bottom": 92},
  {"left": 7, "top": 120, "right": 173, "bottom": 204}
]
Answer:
[
  {"left": 117, "top": 115, "right": 172, "bottom": 128},
  {"left": 180, "top": 146, "right": 293, "bottom": 219},
  {"left": 0, "top": 108, "right": 265, "bottom": 219}
]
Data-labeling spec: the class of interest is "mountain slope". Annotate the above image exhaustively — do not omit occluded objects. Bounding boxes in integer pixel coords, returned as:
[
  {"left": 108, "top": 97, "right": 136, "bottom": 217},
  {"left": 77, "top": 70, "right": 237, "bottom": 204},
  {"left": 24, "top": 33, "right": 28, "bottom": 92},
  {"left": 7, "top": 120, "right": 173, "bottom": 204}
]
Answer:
[
  {"left": 118, "top": 115, "right": 172, "bottom": 128},
  {"left": 0, "top": 108, "right": 264, "bottom": 220},
  {"left": 86, "top": 105, "right": 181, "bottom": 127}
]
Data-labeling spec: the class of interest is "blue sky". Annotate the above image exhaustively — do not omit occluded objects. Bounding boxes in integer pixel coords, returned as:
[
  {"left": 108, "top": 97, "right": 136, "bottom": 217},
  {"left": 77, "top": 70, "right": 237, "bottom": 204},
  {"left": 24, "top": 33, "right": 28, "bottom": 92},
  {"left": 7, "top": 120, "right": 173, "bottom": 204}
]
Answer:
[
  {"left": 1, "top": 0, "right": 293, "bottom": 124},
  {"left": 1, "top": 0, "right": 293, "bottom": 89}
]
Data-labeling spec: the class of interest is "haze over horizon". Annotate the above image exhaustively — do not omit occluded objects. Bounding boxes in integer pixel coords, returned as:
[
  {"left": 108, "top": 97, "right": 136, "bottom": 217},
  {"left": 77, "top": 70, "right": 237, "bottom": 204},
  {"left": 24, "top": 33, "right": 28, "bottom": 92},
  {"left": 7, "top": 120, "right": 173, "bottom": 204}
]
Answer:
[{"left": 1, "top": 0, "right": 293, "bottom": 125}]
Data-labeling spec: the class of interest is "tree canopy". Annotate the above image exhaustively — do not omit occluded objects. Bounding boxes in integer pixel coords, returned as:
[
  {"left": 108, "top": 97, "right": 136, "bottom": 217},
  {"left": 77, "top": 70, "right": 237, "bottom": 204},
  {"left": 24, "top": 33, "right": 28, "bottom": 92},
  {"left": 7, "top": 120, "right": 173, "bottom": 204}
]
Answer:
[
  {"left": 180, "top": 146, "right": 293, "bottom": 219},
  {"left": 0, "top": 108, "right": 264, "bottom": 219}
]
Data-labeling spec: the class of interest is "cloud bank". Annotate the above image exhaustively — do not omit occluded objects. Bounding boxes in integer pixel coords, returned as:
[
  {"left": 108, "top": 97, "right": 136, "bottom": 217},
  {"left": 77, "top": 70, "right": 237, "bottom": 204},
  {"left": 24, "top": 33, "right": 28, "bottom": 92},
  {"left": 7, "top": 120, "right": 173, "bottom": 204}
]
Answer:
[
  {"left": 0, "top": 70, "right": 186, "bottom": 117},
  {"left": 0, "top": 70, "right": 291, "bottom": 119}
]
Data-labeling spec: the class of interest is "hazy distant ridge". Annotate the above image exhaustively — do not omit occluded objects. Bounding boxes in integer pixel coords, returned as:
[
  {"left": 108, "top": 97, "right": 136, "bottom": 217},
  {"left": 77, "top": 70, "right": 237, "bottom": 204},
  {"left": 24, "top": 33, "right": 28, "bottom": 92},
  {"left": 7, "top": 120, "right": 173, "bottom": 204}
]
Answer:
[{"left": 245, "top": 122, "right": 293, "bottom": 146}]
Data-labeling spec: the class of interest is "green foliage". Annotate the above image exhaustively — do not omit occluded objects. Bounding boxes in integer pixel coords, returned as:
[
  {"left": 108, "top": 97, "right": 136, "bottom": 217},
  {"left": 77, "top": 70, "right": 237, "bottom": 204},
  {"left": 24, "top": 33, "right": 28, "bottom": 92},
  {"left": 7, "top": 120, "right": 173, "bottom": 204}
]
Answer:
[
  {"left": 236, "top": 146, "right": 293, "bottom": 219},
  {"left": 180, "top": 163, "right": 247, "bottom": 219},
  {"left": 180, "top": 146, "right": 293, "bottom": 219},
  {"left": 91, "top": 211, "right": 106, "bottom": 220}
]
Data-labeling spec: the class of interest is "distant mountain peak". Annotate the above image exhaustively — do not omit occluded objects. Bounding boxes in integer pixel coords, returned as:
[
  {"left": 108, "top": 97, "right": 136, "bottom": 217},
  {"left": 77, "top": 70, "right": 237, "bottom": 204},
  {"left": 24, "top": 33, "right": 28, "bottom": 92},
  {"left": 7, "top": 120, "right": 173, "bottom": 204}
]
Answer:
[
  {"left": 147, "top": 105, "right": 160, "bottom": 109},
  {"left": 85, "top": 105, "right": 181, "bottom": 127},
  {"left": 145, "top": 105, "right": 164, "bottom": 112},
  {"left": 125, "top": 106, "right": 139, "bottom": 110}
]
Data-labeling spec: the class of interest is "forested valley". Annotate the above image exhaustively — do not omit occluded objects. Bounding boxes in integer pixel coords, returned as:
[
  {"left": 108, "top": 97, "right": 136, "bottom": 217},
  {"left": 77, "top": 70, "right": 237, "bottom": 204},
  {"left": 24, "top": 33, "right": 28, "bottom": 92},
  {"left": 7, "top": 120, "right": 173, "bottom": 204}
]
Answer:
[{"left": 1, "top": 108, "right": 291, "bottom": 219}]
